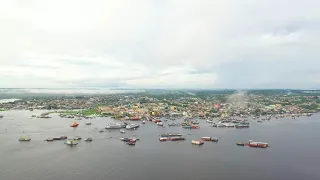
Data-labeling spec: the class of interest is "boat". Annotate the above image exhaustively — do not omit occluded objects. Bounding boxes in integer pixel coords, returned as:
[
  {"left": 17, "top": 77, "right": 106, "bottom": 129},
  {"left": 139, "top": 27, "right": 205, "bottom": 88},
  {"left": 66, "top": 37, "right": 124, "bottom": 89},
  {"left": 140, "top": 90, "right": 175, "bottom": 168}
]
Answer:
[
  {"left": 105, "top": 123, "right": 127, "bottom": 129},
  {"left": 53, "top": 137, "right": 62, "bottom": 140},
  {"left": 191, "top": 120, "right": 199, "bottom": 124},
  {"left": 70, "top": 122, "right": 79, "bottom": 127},
  {"left": 201, "top": 137, "right": 219, "bottom": 142},
  {"left": 127, "top": 140, "right": 136, "bottom": 145},
  {"left": 191, "top": 140, "right": 204, "bottom": 145},
  {"left": 224, "top": 123, "right": 235, "bottom": 127},
  {"left": 65, "top": 139, "right": 78, "bottom": 146},
  {"left": 159, "top": 137, "right": 168, "bottom": 141},
  {"left": 120, "top": 129, "right": 126, "bottom": 133},
  {"left": 120, "top": 137, "right": 139, "bottom": 142},
  {"left": 73, "top": 136, "right": 82, "bottom": 140},
  {"left": 235, "top": 124, "right": 250, "bottom": 128},
  {"left": 84, "top": 138, "right": 93, "bottom": 141},
  {"left": 19, "top": 136, "right": 31, "bottom": 141},
  {"left": 0, "top": 115, "right": 3, "bottom": 118},
  {"left": 129, "top": 117, "right": 141, "bottom": 121},
  {"left": 85, "top": 122, "right": 92, "bottom": 125},
  {"left": 45, "top": 138, "right": 54, "bottom": 141},
  {"left": 236, "top": 142, "right": 246, "bottom": 146},
  {"left": 168, "top": 123, "right": 180, "bottom": 126},
  {"left": 142, "top": 120, "right": 146, "bottom": 124},
  {"left": 257, "top": 120, "right": 263, "bottom": 123},
  {"left": 126, "top": 124, "right": 140, "bottom": 130},
  {"left": 157, "top": 122, "right": 163, "bottom": 126},
  {"left": 60, "top": 136, "right": 68, "bottom": 140},
  {"left": 170, "top": 137, "right": 185, "bottom": 141},
  {"left": 99, "top": 129, "right": 104, "bottom": 133},
  {"left": 248, "top": 140, "right": 268, "bottom": 148},
  {"left": 206, "top": 120, "right": 214, "bottom": 123},
  {"left": 160, "top": 133, "right": 182, "bottom": 137}
]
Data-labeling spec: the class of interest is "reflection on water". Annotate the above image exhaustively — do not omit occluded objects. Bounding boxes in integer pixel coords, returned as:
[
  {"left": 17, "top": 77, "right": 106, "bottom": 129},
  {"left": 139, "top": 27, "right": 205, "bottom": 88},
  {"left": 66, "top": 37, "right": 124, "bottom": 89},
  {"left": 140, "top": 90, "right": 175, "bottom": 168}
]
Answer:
[{"left": 0, "top": 110, "right": 320, "bottom": 180}]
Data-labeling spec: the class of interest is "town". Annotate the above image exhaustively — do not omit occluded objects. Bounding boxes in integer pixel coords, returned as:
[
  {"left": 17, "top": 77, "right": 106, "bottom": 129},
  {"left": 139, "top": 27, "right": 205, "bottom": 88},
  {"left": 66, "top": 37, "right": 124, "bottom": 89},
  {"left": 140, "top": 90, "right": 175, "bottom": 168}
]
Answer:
[{"left": 1, "top": 89, "right": 319, "bottom": 120}]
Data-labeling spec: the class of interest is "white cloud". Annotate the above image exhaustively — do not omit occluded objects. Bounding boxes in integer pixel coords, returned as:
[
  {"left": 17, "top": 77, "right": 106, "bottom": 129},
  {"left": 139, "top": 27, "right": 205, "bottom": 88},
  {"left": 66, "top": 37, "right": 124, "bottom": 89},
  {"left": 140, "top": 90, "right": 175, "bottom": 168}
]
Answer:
[{"left": 0, "top": 0, "right": 319, "bottom": 89}]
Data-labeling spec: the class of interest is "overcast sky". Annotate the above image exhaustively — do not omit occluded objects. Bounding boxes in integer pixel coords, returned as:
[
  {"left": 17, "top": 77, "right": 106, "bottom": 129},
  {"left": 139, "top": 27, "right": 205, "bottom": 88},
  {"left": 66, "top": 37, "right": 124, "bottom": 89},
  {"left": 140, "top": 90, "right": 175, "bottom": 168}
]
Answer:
[{"left": 0, "top": 0, "right": 319, "bottom": 89}]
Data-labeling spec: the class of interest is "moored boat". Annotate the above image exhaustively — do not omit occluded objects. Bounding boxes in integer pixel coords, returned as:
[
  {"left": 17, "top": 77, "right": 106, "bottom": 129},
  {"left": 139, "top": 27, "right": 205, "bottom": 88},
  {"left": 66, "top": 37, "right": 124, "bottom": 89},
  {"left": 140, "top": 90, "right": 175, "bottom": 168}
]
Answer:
[
  {"left": 73, "top": 136, "right": 82, "bottom": 140},
  {"left": 159, "top": 137, "right": 168, "bottom": 141},
  {"left": 157, "top": 122, "right": 163, "bottom": 126},
  {"left": 235, "top": 124, "right": 250, "bottom": 128},
  {"left": 85, "top": 122, "right": 92, "bottom": 125},
  {"left": 127, "top": 140, "right": 136, "bottom": 145}
]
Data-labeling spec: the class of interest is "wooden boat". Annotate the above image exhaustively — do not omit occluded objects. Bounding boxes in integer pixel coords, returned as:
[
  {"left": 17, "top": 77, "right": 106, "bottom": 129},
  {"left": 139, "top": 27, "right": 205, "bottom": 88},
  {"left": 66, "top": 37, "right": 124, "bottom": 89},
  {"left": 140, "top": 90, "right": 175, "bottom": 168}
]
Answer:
[
  {"left": 84, "top": 138, "right": 93, "bottom": 141},
  {"left": 236, "top": 142, "right": 246, "bottom": 146},
  {"left": 73, "top": 136, "right": 82, "bottom": 140},
  {"left": 19, "top": 136, "right": 31, "bottom": 141},
  {"left": 65, "top": 139, "right": 78, "bottom": 146},
  {"left": 60, "top": 136, "right": 68, "bottom": 140},
  {"left": 70, "top": 122, "right": 79, "bottom": 127},
  {"left": 127, "top": 140, "right": 136, "bottom": 145},
  {"left": 45, "top": 138, "right": 54, "bottom": 141}
]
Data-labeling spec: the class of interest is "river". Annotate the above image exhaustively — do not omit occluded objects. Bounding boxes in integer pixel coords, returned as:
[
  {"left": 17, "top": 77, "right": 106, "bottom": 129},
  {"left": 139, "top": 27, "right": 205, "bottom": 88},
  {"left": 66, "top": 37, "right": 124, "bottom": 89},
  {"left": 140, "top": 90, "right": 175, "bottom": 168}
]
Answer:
[{"left": 0, "top": 110, "right": 319, "bottom": 180}]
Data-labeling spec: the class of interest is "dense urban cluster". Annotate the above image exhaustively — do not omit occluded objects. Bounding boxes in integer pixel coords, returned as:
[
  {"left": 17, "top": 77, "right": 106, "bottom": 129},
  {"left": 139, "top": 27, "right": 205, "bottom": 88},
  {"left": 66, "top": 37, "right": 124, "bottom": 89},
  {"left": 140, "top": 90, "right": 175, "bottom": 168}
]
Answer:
[{"left": 1, "top": 90, "right": 319, "bottom": 119}]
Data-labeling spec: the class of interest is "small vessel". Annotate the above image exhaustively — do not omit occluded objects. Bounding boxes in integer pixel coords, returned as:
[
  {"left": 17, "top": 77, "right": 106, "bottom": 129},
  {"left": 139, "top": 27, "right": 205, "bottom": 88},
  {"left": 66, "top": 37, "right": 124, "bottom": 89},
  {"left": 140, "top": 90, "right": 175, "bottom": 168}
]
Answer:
[
  {"left": 159, "top": 137, "right": 168, "bottom": 141},
  {"left": 53, "top": 137, "right": 62, "bottom": 140},
  {"left": 126, "top": 124, "right": 140, "bottom": 130},
  {"left": 201, "top": 137, "right": 219, "bottom": 142},
  {"left": 157, "top": 122, "right": 163, "bottom": 126},
  {"left": 84, "top": 138, "right": 93, "bottom": 141},
  {"left": 170, "top": 137, "right": 185, "bottom": 141},
  {"left": 45, "top": 138, "right": 54, "bottom": 141},
  {"left": 206, "top": 120, "right": 214, "bottom": 123},
  {"left": 19, "top": 136, "right": 31, "bottom": 141},
  {"left": 70, "top": 122, "right": 79, "bottom": 127},
  {"left": 257, "top": 120, "right": 263, "bottom": 123},
  {"left": 85, "top": 122, "right": 92, "bottom": 125},
  {"left": 191, "top": 140, "right": 204, "bottom": 145},
  {"left": 65, "top": 139, "right": 78, "bottom": 146},
  {"left": 236, "top": 142, "right": 246, "bottom": 146},
  {"left": 0, "top": 115, "right": 3, "bottom": 118},
  {"left": 60, "top": 136, "right": 68, "bottom": 140},
  {"left": 191, "top": 120, "right": 199, "bottom": 124},
  {"left": 105, "top": 123, "right": 126, "bottom": 129},
  {"left": 73, "top": 136, "right": 82, "bottom": 140},
  {"left": 142, "top": 120, "right": 146, "bottom": 124},
  {"left": 120, "top": 129, "right": 126, "bottom": 133},
  {"left": 235, "top": 124, "right": 250, "bottom": 128},
  {"left": 127, "top": 140, "right": 136, "bottom": 145},
  {"left": 248, "top": 140, "right": 268, "bottom": 148},
  {"left": 120, "top": 137, "right": 139, "bottom": 142},
  {"left": 99, "top": 129, "right": 104, "bottom": 133},
  {"left": 224, "top": 123, "right": 235, "bottom": 127}
]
